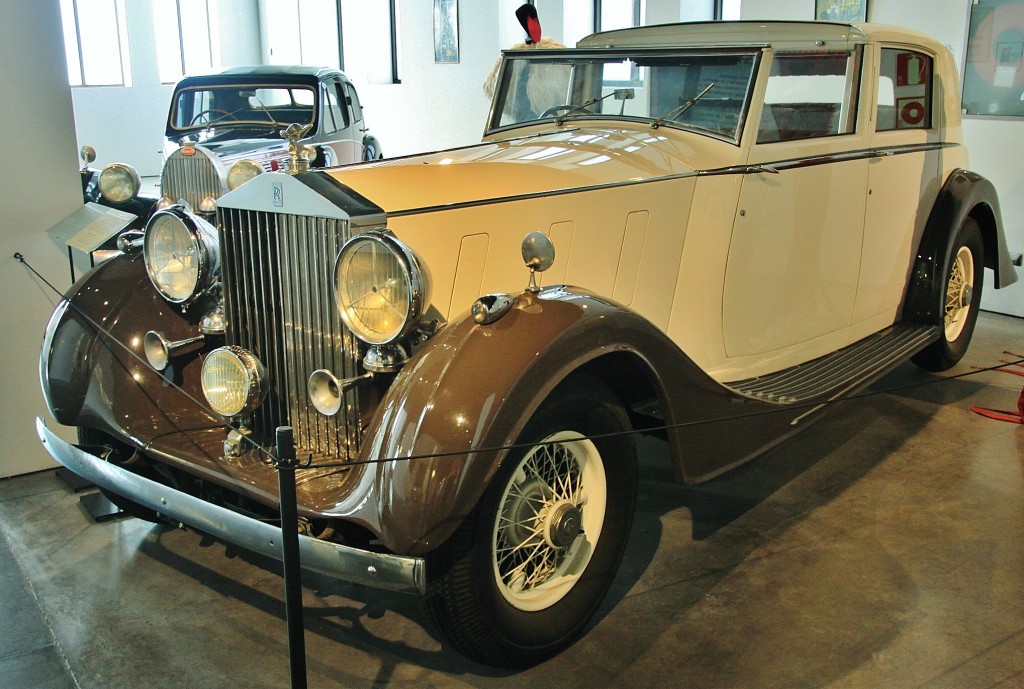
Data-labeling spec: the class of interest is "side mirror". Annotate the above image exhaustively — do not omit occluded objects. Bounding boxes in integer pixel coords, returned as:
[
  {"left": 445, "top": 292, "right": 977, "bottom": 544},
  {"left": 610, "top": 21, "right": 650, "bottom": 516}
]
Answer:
[{"left": 521, "top": 231, "right": 555, "bottom": 293}]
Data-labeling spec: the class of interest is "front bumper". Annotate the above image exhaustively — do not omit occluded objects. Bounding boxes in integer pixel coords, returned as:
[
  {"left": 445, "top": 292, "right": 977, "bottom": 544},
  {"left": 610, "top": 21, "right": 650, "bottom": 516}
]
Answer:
[{"left": 36, "top": 419, "right": 427, "bottom": 595}]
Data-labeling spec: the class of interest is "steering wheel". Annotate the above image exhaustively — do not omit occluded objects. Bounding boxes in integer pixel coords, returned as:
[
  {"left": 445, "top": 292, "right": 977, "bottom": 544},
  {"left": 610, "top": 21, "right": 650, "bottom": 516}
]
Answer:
[
  {"left": 717, "top": 112, "right": 740, "bottom": 135},
  {"left": 541, "top": 104, "right": 595, "bottom": 118},
  {"left": 190, "top": 108, "right": 240, "bottom": 126}
]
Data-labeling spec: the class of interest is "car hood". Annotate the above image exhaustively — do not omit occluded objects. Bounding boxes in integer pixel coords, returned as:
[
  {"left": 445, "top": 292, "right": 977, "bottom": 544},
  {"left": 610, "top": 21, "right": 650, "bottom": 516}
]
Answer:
[{"left": 325, "top": 126, "right": 738, "bottom": 214}]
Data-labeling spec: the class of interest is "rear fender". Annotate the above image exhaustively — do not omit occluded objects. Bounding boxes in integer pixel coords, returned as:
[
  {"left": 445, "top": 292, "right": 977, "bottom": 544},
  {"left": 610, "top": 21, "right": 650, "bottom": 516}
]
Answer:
[{"left": 903, "top": 169, "right": 1017, "bottom": 323}]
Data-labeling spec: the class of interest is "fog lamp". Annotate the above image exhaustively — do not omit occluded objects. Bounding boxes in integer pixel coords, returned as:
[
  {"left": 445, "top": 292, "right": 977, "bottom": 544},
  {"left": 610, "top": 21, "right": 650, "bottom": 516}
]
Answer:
[{"left": 201, "top": 346, "right": 267, "bottom": 418}]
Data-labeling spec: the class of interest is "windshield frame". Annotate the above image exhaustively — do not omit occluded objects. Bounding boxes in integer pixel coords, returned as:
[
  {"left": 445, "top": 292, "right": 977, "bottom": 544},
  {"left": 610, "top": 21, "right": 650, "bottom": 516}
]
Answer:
[
  {"left": 485, "top": 47, "right": 764, "bottom": 144},
  {"left": 167, "top": 81, "right": 319, "bottom": 135}
]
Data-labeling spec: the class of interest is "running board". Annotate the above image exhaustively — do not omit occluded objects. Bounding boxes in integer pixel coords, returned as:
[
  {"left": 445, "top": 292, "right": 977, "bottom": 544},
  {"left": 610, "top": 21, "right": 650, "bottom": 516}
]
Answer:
[{"left": 725, "top": 324, "right": 940, "bottom": 404}]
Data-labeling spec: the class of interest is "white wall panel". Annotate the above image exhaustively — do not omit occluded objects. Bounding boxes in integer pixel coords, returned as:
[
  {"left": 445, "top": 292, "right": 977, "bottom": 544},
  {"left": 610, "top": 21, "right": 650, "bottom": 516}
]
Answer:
[{"left": 0, "top": 0, "right": 83, "bottom": 476}]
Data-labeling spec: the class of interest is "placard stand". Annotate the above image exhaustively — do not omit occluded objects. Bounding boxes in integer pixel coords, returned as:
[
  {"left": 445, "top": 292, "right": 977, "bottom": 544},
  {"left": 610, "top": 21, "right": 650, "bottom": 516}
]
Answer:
[{"left": 45, "top": 202, "right": 136, "bottom": 283}]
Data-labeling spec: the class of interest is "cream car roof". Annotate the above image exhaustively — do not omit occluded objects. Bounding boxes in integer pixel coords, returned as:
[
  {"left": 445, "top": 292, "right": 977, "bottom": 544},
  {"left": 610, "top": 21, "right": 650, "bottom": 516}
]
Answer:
[{"left": 576, "top": 21, "right": 945, "bottom": 55}]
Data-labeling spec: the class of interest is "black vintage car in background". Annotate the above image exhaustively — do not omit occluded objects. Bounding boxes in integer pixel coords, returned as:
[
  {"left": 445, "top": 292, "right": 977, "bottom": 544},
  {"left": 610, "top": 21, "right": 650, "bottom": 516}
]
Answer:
[{"left": 86, "top": 65, "right": 382, "bottom": 222}]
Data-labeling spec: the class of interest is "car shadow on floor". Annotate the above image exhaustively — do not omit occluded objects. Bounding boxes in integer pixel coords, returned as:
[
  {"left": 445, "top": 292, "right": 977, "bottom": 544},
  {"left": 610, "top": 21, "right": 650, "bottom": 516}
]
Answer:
[{"left": 125, "top": 362, "right": 983, "bottom": 684}]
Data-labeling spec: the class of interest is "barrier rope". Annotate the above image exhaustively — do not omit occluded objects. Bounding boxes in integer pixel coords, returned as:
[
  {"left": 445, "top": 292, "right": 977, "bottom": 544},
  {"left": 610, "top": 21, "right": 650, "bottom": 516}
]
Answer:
[{"left": 15, "top": 251, "right": 1024, "bottom": 468}]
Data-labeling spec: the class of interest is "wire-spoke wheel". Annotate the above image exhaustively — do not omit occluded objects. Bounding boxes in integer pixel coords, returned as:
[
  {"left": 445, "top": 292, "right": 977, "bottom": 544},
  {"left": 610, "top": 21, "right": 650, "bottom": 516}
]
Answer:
[
  {"left": 492, "top": 430, "right": 606, "bottom": 612},
  {"left": 913, "top": 217, "right": 984, "bottom": 371},
  {"left": 943, "top": 244, "right": 975, "bottom": 342},
  {"left": 425, "top": 374, "right": 636, "bottom": 667}
]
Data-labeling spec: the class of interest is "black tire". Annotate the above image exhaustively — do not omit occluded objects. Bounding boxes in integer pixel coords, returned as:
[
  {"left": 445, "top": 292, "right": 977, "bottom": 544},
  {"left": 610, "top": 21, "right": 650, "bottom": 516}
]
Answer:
[
  {"left": 912, "top": 217, "right": 985, "bottom": 371},
  {"left": 425, "top": 374, "right": 637, "bottom": 667}
]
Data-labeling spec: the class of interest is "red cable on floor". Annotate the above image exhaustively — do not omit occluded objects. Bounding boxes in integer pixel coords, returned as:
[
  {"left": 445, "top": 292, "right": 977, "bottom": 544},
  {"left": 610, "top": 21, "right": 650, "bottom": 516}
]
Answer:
[{"left": 971, "top": 351, "right": 1024, "bottom": 423}]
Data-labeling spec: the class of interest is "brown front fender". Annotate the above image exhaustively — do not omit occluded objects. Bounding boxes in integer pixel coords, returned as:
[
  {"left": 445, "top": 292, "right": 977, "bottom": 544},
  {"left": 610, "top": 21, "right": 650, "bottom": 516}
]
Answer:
[{"left": 357, "top": 286, "right": 785, "bottom": 556}]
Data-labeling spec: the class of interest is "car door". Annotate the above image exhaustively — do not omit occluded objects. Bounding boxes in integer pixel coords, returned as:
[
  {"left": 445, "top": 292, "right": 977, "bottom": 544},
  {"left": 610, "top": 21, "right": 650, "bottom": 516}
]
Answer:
[
  {"left": 856, "top": 45, "right": 942, "bottom": 324},
  {"left": 723, "top": 47, "right": 870, "bottom": 359},
  {"left": 318, "top": 79, "right": 361, "bottom": 165}
]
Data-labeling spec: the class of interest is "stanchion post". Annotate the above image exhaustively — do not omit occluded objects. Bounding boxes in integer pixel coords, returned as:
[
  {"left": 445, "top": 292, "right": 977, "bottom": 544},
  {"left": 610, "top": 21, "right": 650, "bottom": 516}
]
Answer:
[{"left": 275, "top": 426, "right": 308, "bottom": 689}]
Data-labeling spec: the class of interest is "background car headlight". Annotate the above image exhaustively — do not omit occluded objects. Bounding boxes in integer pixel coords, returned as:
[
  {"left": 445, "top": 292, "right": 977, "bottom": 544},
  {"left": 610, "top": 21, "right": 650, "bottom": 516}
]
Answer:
[
  {"left": 143, "top": 206, "right": 220, "bottom": 303},
  {"left": 334, "top": 232, "right": 425, "bottom": 345},
  {"left": 201, "top": 346, "right": 267, "bottom": 418},
  {"left": 98, "top": 163, "right": 141, "bottom": 203},
  {"left": 227, "top": 159, "right": 263, "bottom": 190}
]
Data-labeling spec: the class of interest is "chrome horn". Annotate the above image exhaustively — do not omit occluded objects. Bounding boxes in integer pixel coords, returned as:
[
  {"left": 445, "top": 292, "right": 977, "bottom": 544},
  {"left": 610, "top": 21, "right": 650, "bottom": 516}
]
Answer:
[
  {"left": 308, "top": 369, "right": 375, "bottom": 416},
  {"left": 144, "top": 330, "right": 205, "bottom": 371}
]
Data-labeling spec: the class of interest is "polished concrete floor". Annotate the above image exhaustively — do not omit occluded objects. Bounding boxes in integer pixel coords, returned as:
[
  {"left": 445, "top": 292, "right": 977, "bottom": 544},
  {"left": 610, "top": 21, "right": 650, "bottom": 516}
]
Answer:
[{"left": 2, "top": 311, "right": 1022, "bottom": 689}]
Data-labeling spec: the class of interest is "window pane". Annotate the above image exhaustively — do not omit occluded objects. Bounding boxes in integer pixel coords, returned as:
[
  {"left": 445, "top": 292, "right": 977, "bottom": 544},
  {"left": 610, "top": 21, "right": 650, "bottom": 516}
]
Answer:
[
  {"left": 60, "top": 0, "right": 83, "bottom": 85},
  {"left": 77, "top": 0, "right": 127, "bottom": 85},
  {"left": 180, "top": 0, "right": 213, "bottom": 75},
  {"left": 340, "top": 0, "right": 395, "bottom": 83},
  {"left": 153, "top": 0, "right": 183, "bottom": 83},
  {"left": 346, "top": 82, "right": 363, "bottom": 122},
  {"left": 299, "top": 0, "right": 340, "bottom": 69},
  {"left": 758, "top": 52, "right": 858, "bottom": 143},
  {"left": 264, "top": 0, "right": 301, "bottom": 64},
  {"left": 877, "top": 48, "right": 931, "bottom": 130},
  {"left": 601, "top": 0, "right": 640, "bottom": 31},
  {"left": 494, "top": 51, "right": 757, "bottom": 142}
]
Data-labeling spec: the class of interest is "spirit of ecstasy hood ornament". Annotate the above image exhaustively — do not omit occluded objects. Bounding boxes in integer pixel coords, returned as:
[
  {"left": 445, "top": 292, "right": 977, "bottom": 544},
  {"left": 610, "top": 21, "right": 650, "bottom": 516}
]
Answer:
[{"left": 281, "top": 122, "right": 314, "bottom": 175}]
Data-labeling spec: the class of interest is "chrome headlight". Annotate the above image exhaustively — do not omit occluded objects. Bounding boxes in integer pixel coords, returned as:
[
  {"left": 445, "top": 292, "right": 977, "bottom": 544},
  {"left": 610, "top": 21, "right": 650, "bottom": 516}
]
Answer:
[
  {"left": 227, "top": 159, "right": 263, "bottom": 190},
  {"left": 201, "top": 346, "right": 268, "bottom": 418},
  {"left": 334, "top": 232, "right": 425, "bottom": 345},
  {"left": 143, "top": 206, "right": 220, "bottom": 304},
  {"left": 98, "top": 163, "right": 141, "bottom": 203}
]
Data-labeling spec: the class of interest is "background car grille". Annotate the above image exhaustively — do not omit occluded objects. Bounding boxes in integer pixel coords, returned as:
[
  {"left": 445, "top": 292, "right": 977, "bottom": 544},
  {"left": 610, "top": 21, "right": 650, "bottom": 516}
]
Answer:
[
  {"left": 162, "top": 147, "right": 227, "bottom": 210},
  {"left": 217, "top": 207, "right": 362, "bottom": 461}
]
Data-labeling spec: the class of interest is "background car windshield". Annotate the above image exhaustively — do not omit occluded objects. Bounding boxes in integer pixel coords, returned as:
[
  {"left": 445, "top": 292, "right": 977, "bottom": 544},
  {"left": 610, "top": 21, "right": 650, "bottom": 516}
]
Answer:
[
  {"left": 171, "top": 85, "right": 316, "bottom": 131},
  {"left": 493, "top": 50, "right": 758, "bottom": 140}
]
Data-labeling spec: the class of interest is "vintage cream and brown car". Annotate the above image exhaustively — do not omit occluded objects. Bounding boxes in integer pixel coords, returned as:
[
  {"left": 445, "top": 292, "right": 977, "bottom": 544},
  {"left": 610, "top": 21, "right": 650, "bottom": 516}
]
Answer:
[{"left": 38, "top": 21, "right": 1018, "bottom": 666}]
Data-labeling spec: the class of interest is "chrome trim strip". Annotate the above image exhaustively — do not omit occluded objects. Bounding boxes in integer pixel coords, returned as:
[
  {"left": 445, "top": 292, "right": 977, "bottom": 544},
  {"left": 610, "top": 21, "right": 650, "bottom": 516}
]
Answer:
[
  {"left": 37, "top": 418, "right": 426, "bottom": 595},
  {"left": 387, "top": 141, "right": 958, "bottom": 218}
]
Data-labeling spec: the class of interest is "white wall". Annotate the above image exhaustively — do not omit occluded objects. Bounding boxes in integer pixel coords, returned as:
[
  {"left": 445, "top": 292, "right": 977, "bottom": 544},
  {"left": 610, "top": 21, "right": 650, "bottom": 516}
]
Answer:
[
  {"left": 353, "top": 1, "right": 503, "bottom": 157},
  {"left": 740, "top": 0, "right": 1024, "bottom": 316},
  {"left": 0, "top": 0, "right": 83, "bottom": 477}
]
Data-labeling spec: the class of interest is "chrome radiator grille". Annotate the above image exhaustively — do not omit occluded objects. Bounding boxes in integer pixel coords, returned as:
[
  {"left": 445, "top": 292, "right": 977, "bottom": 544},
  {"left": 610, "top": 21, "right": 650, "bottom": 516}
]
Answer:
[
  {"left": 161, "top": 147, "right": 226, "bottom": 210},
  {"left": 218, "top": 208, "right": 361, "bottom": 460}
]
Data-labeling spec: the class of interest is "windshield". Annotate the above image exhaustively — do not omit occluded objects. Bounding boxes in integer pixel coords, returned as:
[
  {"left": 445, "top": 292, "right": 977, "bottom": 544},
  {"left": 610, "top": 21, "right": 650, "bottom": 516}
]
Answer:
[
  {"left": 169, "top": 84, "right": 317, "bottom": 137},
  {"left": 490, "top": 49, "right": 759, "bottom": 142}
]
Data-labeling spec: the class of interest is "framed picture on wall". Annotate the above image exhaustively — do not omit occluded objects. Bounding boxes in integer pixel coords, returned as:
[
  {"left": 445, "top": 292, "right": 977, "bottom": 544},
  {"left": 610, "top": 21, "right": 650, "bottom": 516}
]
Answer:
[
  {"left": 815, "top": 0, "right": 869, "bottom": 22},
  {"left": 963, "top": 0, "right": 1024, "bottom": 117},
  {"left": 434, "top": 0, "right": 460, "bottom": 64}
]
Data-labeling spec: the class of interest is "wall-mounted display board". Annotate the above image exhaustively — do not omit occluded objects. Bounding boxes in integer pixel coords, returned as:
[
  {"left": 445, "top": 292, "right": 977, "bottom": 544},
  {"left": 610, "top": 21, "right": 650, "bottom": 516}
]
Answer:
[{"left": 963, "top": 0, "right": 1024, "bottom": 117}]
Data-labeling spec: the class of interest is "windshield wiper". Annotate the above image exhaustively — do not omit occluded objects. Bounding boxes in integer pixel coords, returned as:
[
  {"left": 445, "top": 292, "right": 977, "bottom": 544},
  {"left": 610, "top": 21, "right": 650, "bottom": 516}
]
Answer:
[
  {"left": 650, "top": 82, "right": 715, "bottom": 129},
  {"left": 554, "top": 88, "right": 635, "bottom": 125}
]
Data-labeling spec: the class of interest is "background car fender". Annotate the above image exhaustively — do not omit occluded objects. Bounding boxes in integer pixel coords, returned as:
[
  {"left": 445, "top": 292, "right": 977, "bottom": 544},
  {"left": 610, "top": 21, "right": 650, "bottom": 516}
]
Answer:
[
  {"left": 903, "top": 169, "right": 1017, "bottom": 323},
  {"left": 357, "top": 286, "right": 787, "bottom": 556},
  {"left": 362, "top": 134, "right": 382, "bottom": 161}
]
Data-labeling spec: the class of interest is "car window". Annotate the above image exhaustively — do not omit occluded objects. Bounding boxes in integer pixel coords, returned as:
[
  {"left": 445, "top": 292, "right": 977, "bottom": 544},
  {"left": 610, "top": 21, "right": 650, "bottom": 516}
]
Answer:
[
  {"left": 323, "top": 83, "right": 349, "bottom": 134},
  {"left": 491, "top": 49, "right": 759, "bottom": 142},
  {"left": 757, "top": 50, "right": 861, "bottom": 144},
  {"left": 170, "top": 85, "right": 317, "bottom": 130},
  {"left": 876, "top": 48, "right": 932, "bottom": 131},
  {"left": 345, "top": 83, "right": 364, "bottom": 124}
]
